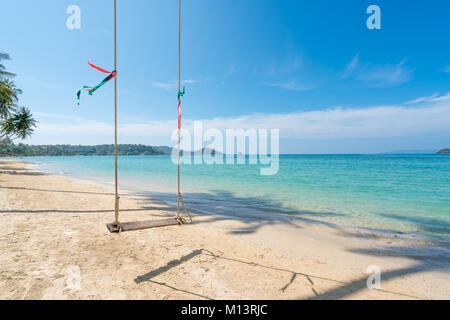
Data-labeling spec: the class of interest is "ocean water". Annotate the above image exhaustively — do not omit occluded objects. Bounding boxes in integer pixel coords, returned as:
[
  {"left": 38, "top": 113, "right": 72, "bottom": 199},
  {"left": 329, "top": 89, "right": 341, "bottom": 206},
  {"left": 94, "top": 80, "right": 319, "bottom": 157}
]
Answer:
[{"left": 14, "top": 154, "right": 450, "bottom": 243}]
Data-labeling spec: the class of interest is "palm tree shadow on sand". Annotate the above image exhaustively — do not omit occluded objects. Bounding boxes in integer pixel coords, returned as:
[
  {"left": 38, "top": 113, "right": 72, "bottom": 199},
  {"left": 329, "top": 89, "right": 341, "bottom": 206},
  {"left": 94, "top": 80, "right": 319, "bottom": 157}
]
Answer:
[
  {"left": 135, "top": 189, "right": 349, "bottom": 236},
  {"left": 131, "top": 190, "right": 449, "bottom": 300},
  {"left": 133, "top": 247, "right": 445, "bottom": 300}
]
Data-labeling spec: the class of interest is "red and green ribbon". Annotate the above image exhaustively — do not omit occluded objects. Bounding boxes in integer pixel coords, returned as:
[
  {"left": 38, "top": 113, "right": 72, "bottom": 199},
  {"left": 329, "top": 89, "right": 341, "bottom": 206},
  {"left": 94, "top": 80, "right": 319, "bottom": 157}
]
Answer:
[
  {"left": 76, "top": 61, "right": 117, "bottom": 106},
  {"left": 177, "top": 87, "right": 186, "bottom": 130}
]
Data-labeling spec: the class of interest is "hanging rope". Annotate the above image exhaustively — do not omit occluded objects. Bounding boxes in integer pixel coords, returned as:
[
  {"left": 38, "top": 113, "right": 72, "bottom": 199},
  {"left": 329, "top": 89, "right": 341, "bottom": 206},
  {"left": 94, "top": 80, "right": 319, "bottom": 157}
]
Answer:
[
  {"left": 76, "top": 61, "right": 117, "bottom": 106},
  {"left": 176, "top": 0, "right": 192, "bottom": 224},
  {"left": 113, "top": 0, "right": 120, "bottom": 230}
]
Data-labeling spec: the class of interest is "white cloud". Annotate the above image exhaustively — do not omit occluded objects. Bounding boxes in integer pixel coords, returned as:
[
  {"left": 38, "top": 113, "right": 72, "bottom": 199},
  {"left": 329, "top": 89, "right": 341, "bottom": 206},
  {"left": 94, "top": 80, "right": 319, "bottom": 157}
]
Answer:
[
  {"left": 342, "top": 54, "right": 359, "bottom": 78},
  {"left": 152, "top": 78, "right": 210, "bottom": 90},
  {"left": 268, "top": 56, "right": 303, "bottom": 74},
  {"left": 431, "top": 93, "right": 450, "bottom": 102},
  {"left": 198, "top": 103, "right": 450, "bottom": 139},
  {"left": 342, "top": 55, "right": 414, "bottom": 87},
  {"left": 405, "top": 92, "right": 450, "bottom": 104},
  {"left": 33, "top": 101, "right": 450, "bottom": 143},
  {"left": 266, "top": 78, "right": 315, "bottom": 92},
  {"left": 263, "top": 53, "right": 321, "bottom": 91},
  {"left": 362, "top": 59, "right": 413, "bottom": 87},
  {"left": 152, "top": 82, "right": 175, "bottom": 90},
  {"left": 182, "top": 79, "right": 197, "bottom": 84},
  {"left": 442, "top": 66, "right": 450, "bottom": 73}
]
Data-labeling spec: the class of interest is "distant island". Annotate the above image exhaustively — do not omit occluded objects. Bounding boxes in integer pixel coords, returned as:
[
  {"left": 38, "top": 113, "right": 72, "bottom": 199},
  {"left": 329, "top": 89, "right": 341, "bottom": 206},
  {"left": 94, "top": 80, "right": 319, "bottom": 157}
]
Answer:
[
  {"left": 382, "top": 149, "right": 436, "bottom": 154},
  {"left": 0, "top": 139, "right": 219, "bottom": 157},
  {"left": 437, "top": 149, "right": 450, "bottom": 154},
  {"left": 0, "top": 140, "right": 167, "bottom": 157}
]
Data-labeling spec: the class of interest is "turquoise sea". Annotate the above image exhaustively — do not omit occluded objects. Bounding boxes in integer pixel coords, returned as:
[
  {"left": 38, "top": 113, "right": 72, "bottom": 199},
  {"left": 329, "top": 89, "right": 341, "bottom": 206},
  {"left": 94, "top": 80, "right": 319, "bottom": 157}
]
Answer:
[{"left": 14, "top": 154, "right": 450, "bottom": 243}]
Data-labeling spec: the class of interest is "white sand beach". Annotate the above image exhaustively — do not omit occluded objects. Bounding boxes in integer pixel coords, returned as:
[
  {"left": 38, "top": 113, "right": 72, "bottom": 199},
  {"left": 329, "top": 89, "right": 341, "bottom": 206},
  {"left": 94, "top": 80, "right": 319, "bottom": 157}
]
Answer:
[{"left": 0, "top": 160, "right": 448, "bottom": 300}]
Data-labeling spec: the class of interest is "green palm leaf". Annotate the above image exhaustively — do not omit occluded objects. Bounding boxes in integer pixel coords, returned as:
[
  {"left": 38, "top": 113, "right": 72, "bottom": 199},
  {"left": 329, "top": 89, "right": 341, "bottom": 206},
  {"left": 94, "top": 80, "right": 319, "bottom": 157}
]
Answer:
[{"left": 0, "top": 52, "right": 36, "bottom": 140}]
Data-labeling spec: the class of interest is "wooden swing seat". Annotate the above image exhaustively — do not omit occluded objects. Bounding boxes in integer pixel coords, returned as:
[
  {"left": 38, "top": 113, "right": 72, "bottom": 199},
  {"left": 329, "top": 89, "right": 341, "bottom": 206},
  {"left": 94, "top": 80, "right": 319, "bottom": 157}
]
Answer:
[{"left": 107, "top": 218, "right": 181, "bottom": 233}]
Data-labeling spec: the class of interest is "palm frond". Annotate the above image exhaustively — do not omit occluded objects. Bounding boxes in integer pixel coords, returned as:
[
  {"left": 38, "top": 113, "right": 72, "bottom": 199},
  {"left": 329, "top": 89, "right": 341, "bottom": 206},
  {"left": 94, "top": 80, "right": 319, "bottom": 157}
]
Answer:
[
  {"left": 0, "top": 53, "right": 36, "bottom": 140},
  {"left": 11, "top": 107, "right": 37, "bottom": 140},
  {"left": 0, "top": 52, "right": 11, "bottom": 62},
  {"left": 1, "top": 107, "right": 37, "bottom": 140},
  {"left": 0, "top": 53, "right": 15, "bottom": 79}
]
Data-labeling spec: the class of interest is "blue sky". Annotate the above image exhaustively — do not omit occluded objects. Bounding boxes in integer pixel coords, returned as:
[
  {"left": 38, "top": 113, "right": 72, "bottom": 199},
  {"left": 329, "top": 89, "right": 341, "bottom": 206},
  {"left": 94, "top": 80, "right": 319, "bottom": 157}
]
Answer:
[{"left": 1, "top": 0, "right": 450, "bottom": 153}]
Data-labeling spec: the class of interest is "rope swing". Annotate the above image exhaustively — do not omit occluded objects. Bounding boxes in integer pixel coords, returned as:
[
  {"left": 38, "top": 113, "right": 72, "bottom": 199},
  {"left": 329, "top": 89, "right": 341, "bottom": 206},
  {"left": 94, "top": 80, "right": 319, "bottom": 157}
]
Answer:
[
  {"left": 104, "top": 0, "right": 191, "bottom": 233},
  {"left": 176, "top": 0, "right": 192, "bottom": 224}
]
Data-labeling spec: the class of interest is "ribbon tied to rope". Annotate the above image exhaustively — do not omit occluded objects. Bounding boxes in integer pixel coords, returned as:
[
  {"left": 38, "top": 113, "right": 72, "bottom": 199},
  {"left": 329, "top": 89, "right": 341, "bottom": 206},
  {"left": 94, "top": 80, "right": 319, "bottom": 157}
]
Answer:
[
  {"left": 177, "top": 86, "right": 186, "bottom": 130},
  {"left": 76, "top": 61, "right": 117, "bottom": 106}
]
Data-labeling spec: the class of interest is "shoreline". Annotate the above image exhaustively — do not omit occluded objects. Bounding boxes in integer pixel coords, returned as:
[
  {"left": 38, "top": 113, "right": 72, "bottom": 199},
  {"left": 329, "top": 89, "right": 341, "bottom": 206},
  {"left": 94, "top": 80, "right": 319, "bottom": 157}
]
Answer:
[
  {"left": 17, "top": 157, "right": 450, "bottom": 247},
  {"left": 1, "top": 160, "right": 449, "bottom": 299}
]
